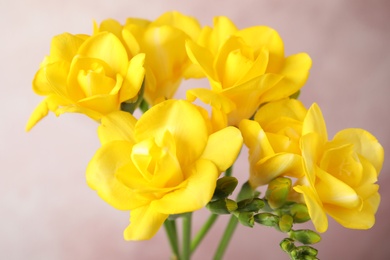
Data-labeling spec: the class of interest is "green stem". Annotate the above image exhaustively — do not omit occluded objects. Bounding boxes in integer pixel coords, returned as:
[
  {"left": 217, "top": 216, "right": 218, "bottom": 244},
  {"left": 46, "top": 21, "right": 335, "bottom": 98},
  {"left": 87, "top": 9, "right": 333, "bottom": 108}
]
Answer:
[
  {"left": 213, "top": 215, "right": 239, "bottom": 260},
  {"left": 181, "top": 213, "right": 192, "bottom": 260},
  {"left": 214, "top": 181, "right": 255, "bottom": 260},
  {"left": 191, "top": 213, "right": 219, "bottom": 253},
  {"left": 164, "top": 219, "right": 180, "bottom": 260}
]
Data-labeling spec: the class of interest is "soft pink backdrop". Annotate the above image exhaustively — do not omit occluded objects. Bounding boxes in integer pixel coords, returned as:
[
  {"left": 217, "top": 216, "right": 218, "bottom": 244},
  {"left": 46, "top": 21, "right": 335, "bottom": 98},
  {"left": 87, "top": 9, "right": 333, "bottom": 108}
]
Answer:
[{"left": 1, "top": 0, "right": 389, "bottom": 259}]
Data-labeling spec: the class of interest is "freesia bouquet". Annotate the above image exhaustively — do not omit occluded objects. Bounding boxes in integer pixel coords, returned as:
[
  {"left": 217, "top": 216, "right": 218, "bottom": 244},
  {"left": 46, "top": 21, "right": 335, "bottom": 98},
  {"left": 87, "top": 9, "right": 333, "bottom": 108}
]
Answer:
[{"left": 27, "top": 11, "right": 384, "bottom": 260}]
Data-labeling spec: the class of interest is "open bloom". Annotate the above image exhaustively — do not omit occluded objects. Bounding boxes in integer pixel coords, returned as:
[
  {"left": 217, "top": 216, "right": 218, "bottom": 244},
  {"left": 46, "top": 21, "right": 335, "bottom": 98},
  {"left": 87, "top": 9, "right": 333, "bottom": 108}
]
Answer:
[
  {"left": 26, "top": 32, "right": 145, "bottom": 130},
  {"left": 239, "top": 98, "right": 307, "bottom": 187},
  {"left": 186, "top": 16, "right": 312, "bottom": 126},
  {"left": 294, "top": 104, "right": 384, "bottom": 232},
  {"left": 86, "top": 100, "right": 243, "bottom": 240},
  {"left": 95, "top": 11, "right": 202, "bottom": 105}
]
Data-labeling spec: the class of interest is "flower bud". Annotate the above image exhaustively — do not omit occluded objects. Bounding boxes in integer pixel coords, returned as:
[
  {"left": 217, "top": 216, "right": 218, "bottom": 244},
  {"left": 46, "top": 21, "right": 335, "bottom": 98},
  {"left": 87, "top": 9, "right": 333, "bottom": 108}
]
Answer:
[
  {"left": 289, "top": 229, "right": 321, "bottom": 245},
  {"left": 290, "top": 249, "right": 318, "bottom": 260},
  {"left": 212, "top": 176, "right": 238, "bottom": 200},
  {"left": 278, "top": 214, "right": 294, "bottom": 233},
  {"left": 289, "top": 203, "right": 311, "bottom": 223},
  {"left": 296, "top": 246, "right": 318, "bottom": 257},
  {"left": 235, "top": 212, "right": 255, "bottom": 227},
  {"left": 265, "top": 177, "right": 292, "bottom": 209},
  {"left": 207, "top": 198, "right": 238, "bottom": 214},
  {"left": 237, "top": 198, "right": 265, "bottom": 212},
  {"left": 280, "top": 238, "right": 296, "bottom": 253},
  {"left": 254, "top": 213, "right": 279, "bottom": 227}
]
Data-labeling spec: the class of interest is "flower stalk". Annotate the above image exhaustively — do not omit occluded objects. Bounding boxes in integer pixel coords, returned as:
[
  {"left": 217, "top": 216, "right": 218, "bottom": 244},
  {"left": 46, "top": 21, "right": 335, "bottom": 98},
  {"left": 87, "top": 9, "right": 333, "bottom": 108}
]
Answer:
[
  {"left": 164, "top": 219, "right": 180, "bottom": 260},
  {"left": 181, "top": 213, "right": 192, "bottom": 260}
]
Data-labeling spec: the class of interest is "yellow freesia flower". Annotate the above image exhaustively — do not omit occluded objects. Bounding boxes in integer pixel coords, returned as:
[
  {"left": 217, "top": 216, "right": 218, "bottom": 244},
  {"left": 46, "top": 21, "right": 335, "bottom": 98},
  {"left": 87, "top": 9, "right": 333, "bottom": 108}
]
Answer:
[
  {"left": 26, "top": 32, "right": 145, "bottom": 131},
  {"left": 186, "top": 16, "right": 312, "bottom": 126},
  {"left": 95, "top": 12, "right": 202, "bottom": 106},
  {"left": 293, "top": 104, "right": 384, "bottom": 232},
  {"left": 86, "top": 100, "right": 243, "bottom": 240},
  {"left": 239, "top": 98, "right": 307, "bottom": 187}
]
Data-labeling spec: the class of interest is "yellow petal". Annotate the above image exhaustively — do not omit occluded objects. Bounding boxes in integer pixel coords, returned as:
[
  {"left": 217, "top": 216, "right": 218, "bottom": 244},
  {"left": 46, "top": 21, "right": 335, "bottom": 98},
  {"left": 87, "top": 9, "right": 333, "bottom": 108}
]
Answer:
[
  {"left": 49, "top": 33, "right": 86, "bottom": 63},
  {"left": 201, "top": 126, "right": 243, "bottom": 172},
  {"left": 120, "top": 53, "right": 145, "bottom": 103},
  {"left": 210, "top": 107, "right": 228, "bottom": 132},
  {"left": 303, "top": 103, "right": 328, "bottom": 142},
  {"left": 67, "top": 55, "right": 115, "bottom": 100},
  {"left": 236, "top": 26, "right": 284, "bottom": 70},
  {"left": 197, "top": 16, "right": 237, "bottom": 55},
  {"left": 130, "top": 131, "right": 183, "bottom": 189},
  {"left": 332, "top": 128, "right": 384, "bottom": 174},
  {"left": 252, "top": 153, "right": 303, "bottom": 186},
  {"left": 78, "top": 32, "right": 128, "bottom": 76},
  {"left": 222, "top": 74, "right": 283, "bottom": 125},
  {"left": 122, "top": 28, "right": 141, "bottom": 57},
  {"left": 94, "top": 18, "right": 123, "bottom": 40},
  {"left": 294, "top": 185, "right": 328, "bottom": 233},
  {"left": 300, "top": 133, "right": 322, "bottom": 186},
  {"left": 54, "top": 104, "right": 103, "bottom": 120},
  {"left": 320, "top": 143, "right": 363, "bottom": 187},
  {"left": 98, "top": 111, "right": 137, "bottom": 145},
  {"left": 153, "top": 11, "right": 201, "bottom": 40},
  {"left": 124, "top": 205, "right": 168, "bottom": 240},
  {"left": 212, "top": 16, "right": 238, "bottom": 44},
  {"left": 34, "top": 61, "right": 70, "bottom": 98},
  {"left": 86, "top": 140, "right": 136, "bottom": 210},
  {"left": 254, "top": 98, "right": 307, "bottom": 126},
  {"left": 25, "top": 95, "right": 71, "bottom": 131},
  {"left": 356, "top": 156, "right": 378, "bottom": 188},
  {"left": 185, "top": 40, "right": 221, "bottom": 89},
  {"left": 325, "top": 192, "right": 380, "bottom": 230},
  {"left": 214, "top": 37, "right": 258, "bottom": 87},
  {"left": 76, "top": 86, "right": 121, "bottom": 115},
  {"left": 315, "top": 167, "right": 361, "bottom": 209},
  {"left": 186, "top": 88, "right": 236, "bottom": 113},
  {"left": 152, "top": 159, "right": 219, "bottom": 214},
  {"left": 265, "top": 131, "right": 300, "bottom": 154},
  {"left": 235, "top": 47, "right": 269, "bottom": 87},
  {"left": 135, "top": 100, "right": 208, "bottom": 166},
  {"left": 239, "top": 119, "right": 274, "bottom": 158},
  {"left": 275, "top": 53, "right": 312, "bottom": 88}
]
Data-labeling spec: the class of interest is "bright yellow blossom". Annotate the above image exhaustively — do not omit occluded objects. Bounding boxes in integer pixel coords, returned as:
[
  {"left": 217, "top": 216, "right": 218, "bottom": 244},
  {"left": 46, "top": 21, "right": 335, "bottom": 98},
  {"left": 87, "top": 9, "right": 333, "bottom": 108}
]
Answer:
[
  {"left": 186, "top": 16, "right": 311, "bottom": 126},
  {"left": 239, "top": 98, "right": 307, "bottom": 187},
  {"left": 96, "top": 11, "right": 202, "bottom": 105},
  {"left": 26, "top": 32, "right": 145, "bottom": 131},
  {"left": 86, "top": 100, "right": 243, "bottom": 240},
  {"left": 294, "top": 104, "right": 384, "bottom": 232}
]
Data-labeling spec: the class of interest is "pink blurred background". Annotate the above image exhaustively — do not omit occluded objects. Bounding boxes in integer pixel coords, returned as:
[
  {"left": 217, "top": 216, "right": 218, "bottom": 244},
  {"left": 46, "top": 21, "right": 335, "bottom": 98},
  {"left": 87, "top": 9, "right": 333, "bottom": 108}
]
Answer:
[{"left": 1, "top": 0, "right": 390, "bottom": 259}]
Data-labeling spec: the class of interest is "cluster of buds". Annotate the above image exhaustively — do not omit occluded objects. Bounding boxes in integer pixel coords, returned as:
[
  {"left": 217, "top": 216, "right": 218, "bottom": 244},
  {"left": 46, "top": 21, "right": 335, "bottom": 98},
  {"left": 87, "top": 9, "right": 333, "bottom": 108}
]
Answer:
[{"left": 206, "top": 176, "right": 321, "bottom": 259}]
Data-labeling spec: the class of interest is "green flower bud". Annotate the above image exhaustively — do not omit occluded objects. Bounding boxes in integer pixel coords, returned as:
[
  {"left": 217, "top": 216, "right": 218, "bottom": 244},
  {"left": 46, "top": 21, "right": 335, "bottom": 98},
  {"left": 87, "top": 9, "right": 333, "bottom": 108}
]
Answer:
[
  {"left": 290, "top": 249, "right": 318, "bottom": 260},
  {"left": 290, "top": 203, "right": 311, "bottom": 223},
  {"left": 290, "top": 248, "right": 318, "bottom": 260},
  {"left": 234, "top": 212, "right": 255, "bottom": 227},
  {"left": 237, "top": 198, "right": 265, "bottom": 212},
  {"left": 254, "top": 213, "right": 279, "bottom": 227},
  {"left": 207, "top": 198, "right": 237, "bottom": 214},
  {"left": 278, "top": 214, "right": 294, "bottom": 233},
  {"left": 212, "top": 176, "right": 238, "bottom": 200},
  {"left": 280, "top": 238, "right": 296, "bottom": 253},
  {"left": 296, "top": 246, "right": 318, "bottom": 257},
  {"left": 266, "top": 177, "right": 292, "bottom": 209},
  {"left": 289, "top": 229, "right": 321, "bottom": 245}
]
